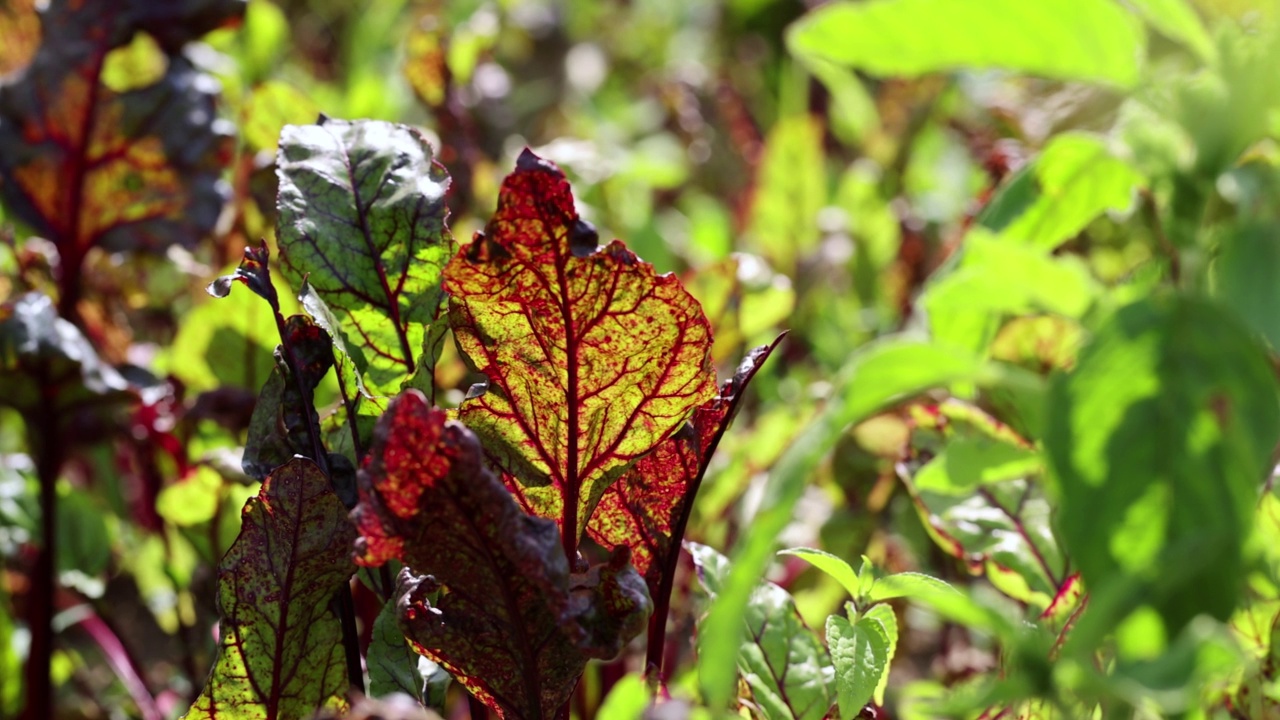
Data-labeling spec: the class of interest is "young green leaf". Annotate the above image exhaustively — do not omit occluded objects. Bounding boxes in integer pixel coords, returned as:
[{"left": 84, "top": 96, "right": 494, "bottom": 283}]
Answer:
[
  {"left": 276, "top": 117, "right": 454, "bottom": 394},
  {"left": 779, "top": 548, "right": 862, "bottom": 602},
  {"left": 787, "top": 0, "right": 1144, "bottom": 88},
  {"left": 867, "top": 573, "right": 960, "bottom": 605},
  {"left": 690, "top": 543, "right": 834, "bottom": 720},
  {"left": 826, "top": 606, "right": 894, "bottom": 719},
  {"left": 367, "top": 597, "right": 434, "bottom": 706},
  {"left": 186, "top": 458, "right": 357, "bottom": 719},
  {"left": 1046, "top": 295, "right": 1280, "bottom": 635},
  {"left": 352, "top": 390, "right": 652, "bottom": 719},
  {"left": 443, "top": 149, "right": 716, "bottom": 548}
]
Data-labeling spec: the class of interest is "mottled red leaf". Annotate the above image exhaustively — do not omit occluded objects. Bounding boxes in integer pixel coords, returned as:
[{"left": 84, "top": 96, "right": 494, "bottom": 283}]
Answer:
[
  {"left": 587, "top": 337, "right": 782, "bottom": 593},
  {"left": 0, "top": 0, "right": 241, "bottom": 313},
  {"left": 443, "top": 149, "right": 716, "bottom": 552},
  {"left": 352, "top": 391, "right": 651, "bottom": 720},
  {"left": 186, "top": 458, "right": 357, "bottom": 719}
]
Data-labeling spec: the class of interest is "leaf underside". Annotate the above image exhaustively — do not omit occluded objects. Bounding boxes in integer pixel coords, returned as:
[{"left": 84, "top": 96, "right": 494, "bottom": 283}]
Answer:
[{"left": 443, "top": 149, "right": 717, "bottom": 542}]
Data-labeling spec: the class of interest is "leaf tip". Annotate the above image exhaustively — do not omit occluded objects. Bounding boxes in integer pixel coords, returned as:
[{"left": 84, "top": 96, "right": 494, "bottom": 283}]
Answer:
[{"left": 515, "top": 147, "right": 561, "bottom": 176}]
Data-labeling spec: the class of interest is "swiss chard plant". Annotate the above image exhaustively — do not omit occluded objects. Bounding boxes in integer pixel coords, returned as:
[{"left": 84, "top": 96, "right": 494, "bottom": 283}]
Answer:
[{"left": 190, "top": 116, "right": 781, "bottom": 719}]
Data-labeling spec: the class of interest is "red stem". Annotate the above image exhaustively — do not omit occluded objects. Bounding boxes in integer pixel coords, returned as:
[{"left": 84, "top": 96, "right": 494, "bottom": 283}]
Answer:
[
  {"left": 73, "top": 611, "right": 162, "bottom": 720},
  {"left": 22, "top": 407, "right": 61, "bottom": 720}
]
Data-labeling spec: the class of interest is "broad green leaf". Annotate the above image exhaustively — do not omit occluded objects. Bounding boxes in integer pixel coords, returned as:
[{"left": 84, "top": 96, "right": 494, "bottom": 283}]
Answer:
[
  {"left": 911, "top": 436, "right": 1041, "bottom": 494},
  {"left": 185, "top": 458, "right": 357, "bottom": 719},
  {"left": 596, "top": 673, "right": 650, "bottom": 720},
  {"left": 444, "top": 150, "right": 716, "bottom": 543},
  {"left": 691, "top": 543, "right": 834, "bottom": 720},
  {"left": 787, "top": 0, "right": 1144, "bottom": 88},
  {"left": 1046, "top": 295, "right": 1280, "bottom": 636},
  {"left": 276, "top": 117, "right": 453, "bottom": 395},
  {"left": 922, "top": 230, "right": 1100, "bottom": 352},
  {"left": 989, "top": 134, "right": 1145, "bottom": 250},
  {"left": 699, "top": 338, "right": 1017, "bottom": 708},
  {"left": 1129, "top": 0, "right": 1216, "bottom": 63},
  {"left": 1213, "top": 222, "right": 1280, "bottom": 349},
  {"left": 780, "top": 547, "right": 862, "bottom": 601},
  {"left": 868, "top": 573, "right": 961, "bottom": 605},
  {"left": 367, "top": 597, "right": 431, "bottom": 705},
  {"left": 826, "top": 613, "right": 884, "bottom": 719},
  {"left": 351, "top": 391, "right": 652, "bottom": 720}
]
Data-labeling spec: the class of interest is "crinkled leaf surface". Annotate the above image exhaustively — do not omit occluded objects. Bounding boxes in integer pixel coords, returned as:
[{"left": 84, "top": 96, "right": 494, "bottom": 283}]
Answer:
[
  {"left": 186, "top": 458, "right": 357, "bottom": 719},
  {"left": 827, "top": 605, "right": 896, "bottom": 719},
  {"left": 444, "top": 149, "right": 716, "bottom": 543},
  {"left": 352, "top": 391, "right": 651, "bottom": 720},
  {"left": 0, "top": 0, "right": 239, "bottom": 260},
  {"left": 787, "top": 0, "right": 1143, "bottom": 88},
  {"left": 691, "top": 543, "right": 834, "bottom": 720},
  {"left": 367, "top": 597, "right": 432, "bottom": 706},
  {"left": 276, "top": 117, "right": 453, "bottom": 394},
  {"left": 587, "top": 338, "right": 779, "bottom": 593},
  {"left": 1046, "top": 295, "right": 1280, "bottom": 634}
]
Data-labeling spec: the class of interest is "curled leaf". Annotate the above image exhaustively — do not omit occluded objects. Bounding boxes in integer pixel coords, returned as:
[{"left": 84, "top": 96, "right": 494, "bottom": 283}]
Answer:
[
  {"left": 352, "top": 391, "right": 652, "bottom": 719},
  {"left": 443, "top": 149, "right": 716, "bottom": 544}
]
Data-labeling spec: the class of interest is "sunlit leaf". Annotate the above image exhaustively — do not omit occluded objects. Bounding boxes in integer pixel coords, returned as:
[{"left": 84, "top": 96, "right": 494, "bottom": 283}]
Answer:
[
  {"left": 367, "top": 597, "right": 433, "bottom": 706},
  {"left": 276, "top": 117, "right": 453, "bottom": 395},
  {"left": 0, "top": 0, "right": 39, "bottom": 77},
  {"left": 351, "top": 391, "right": 652, "bottom": 719},
  {"left": 186, "top": 458, "right": 357, "bottom": 719},
  {"left": 1046, "top": 295, "right": 1280, "bottom": 636},
  {"left": 746, "top": 115, "right": 826, "bottom": 272},
  {"left": 787, "top": 0, "right": 1144, "bottom": 88},
  {"left": 0, "top": 0, "right": 241, "bottom": 305},
  {"left": 827, "top": 608, "right": 891, "bottom": 719},
  {"left": 691, "top": 543, "right": 834, "bottom": 720},
  {"left": 1130, "top": 0, "right": 1216, "bottom": 63},
  {"left": 444, "top": 149, "right": 716, "bottom": 544},
  {"left": 984, "top": 134, "right": 1144, "bottom": 250},
  {"left": 587, "top": 338, "right": 779, "bottom": 594}
]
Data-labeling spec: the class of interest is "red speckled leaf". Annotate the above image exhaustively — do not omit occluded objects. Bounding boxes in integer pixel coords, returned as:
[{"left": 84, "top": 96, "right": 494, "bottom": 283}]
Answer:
[
  {"left": 587, "top": 337, "right": 782, "bottom": 593},
  {"left": 186, "top": 458, "right": 357, "bottom": 719},
  {"left": 0, "top": 0, "right": 241, "bottom": 311},
  {"left": 352, "top": 391, "right": 651, "bottom": 720},
  {"left": 443, "top": 149, "right": 716, "bottom": 548}
]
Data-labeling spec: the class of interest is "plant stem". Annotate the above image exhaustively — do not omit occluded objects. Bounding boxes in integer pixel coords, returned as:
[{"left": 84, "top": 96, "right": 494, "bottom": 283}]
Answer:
[
  {"left": 22, "top": 408, "right": 61, "bottom": 720},
  {"left": 337, "top": 583, "right": 364, "bottom": 695},
  {"left": 468, "top": 694, "right": 490, "bottom": 719}
]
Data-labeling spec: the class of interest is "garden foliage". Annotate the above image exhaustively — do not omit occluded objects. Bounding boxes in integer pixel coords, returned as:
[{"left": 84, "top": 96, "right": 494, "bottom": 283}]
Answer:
[{"left": 3, "top": 0, "right": 1280, "bottom": 719}]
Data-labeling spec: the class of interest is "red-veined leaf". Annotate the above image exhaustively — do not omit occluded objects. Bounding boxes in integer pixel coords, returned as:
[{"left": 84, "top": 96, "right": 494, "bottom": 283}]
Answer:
[
  {"left": 276, "top": 117, "right": 453, "bottom": 396},
  {"left": 443, "top": 149, "right": 716, "bottom": 549},
  {"left": 185, "top": 458, "right": 357, "bottom": 719},
  {"left": 0, "top": 0, "right": 241, "bottom": 313},
  {"left": 587, "top": 336, "right": 782, "bottom": 593},
  {"left": 352, "top": 391, "right": 651, "bottom": 720}
]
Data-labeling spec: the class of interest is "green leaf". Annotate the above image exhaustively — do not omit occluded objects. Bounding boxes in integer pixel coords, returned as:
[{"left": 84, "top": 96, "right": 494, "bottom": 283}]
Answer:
[
  {"left": 787, "top": 0, "right": 1144, "bottom": 88},
  {"left": 186, "top": 458, "right": 357, "bottom": 719},
  {"left": 367, "top": 597, "right": 435, "bottom": 705},
  {"left": 780, "top": 547, "right": 862, "bottom": 600},
  {"left": 1214, "top": 222, "right": 1280, "bottom": 349},
  {"left": 596, "top": 673, "right": 650, "bottom": 720},
  {"left": 691, "top": 543, "right": 834, "bottom": 720},
  {"left": 276, "top": 117, "right": 453, "bottom": 395},
  {"left": 826, "top": 614, "right": 883, "bottom": 719},
  {"left": 861, "top": 604, "right": 898, "bottom": 706},
  {"left": 1129, "top": 0, "right": 1216, "bottom": 64},
  {"left": 868, "top": 573, "right": 960, "bottom": 605},
  {"left": 746, "top": 114, "right": 827, "bottom": 271},
  {"left": 911, "top": 436, "right": 1041, "bottom": 494},
  {"left": 988, "top": 133, "right": 1145, "bottom": 250},
  {"left": 698, "top": 338, "right": 1017, "bottom": 708},
  {"left": 1046, "top": 295, "right": 1280, "bottom": 636},
  {"left": 922, "top": 229, "right": 1100, "bottom": 352}
]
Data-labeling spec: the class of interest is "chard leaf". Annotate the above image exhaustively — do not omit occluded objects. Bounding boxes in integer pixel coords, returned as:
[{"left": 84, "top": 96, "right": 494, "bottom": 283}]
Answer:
[
  {"left": 587, "top": 337, "right": 780, "bottom": 595},
  {"left": 276, "top": 117, "right": 453, "bottom": 395},
  {"left": 186, "top": 458, "right": 357, "bottom": 719},
  {"left": 352, "top": 391, "right": 652, "bottom": 720},
  {"left": 443, "top": 149, "right": 716, "bottom": 544},
  {"left": 0, "top": 0, "right": 240, "bottom": 306},
  {"left": 367, "top": 597, "right": 433, "bottom": 706},
  {"left": 690, "top": 543, "right": 834, "bottom": 720}
]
